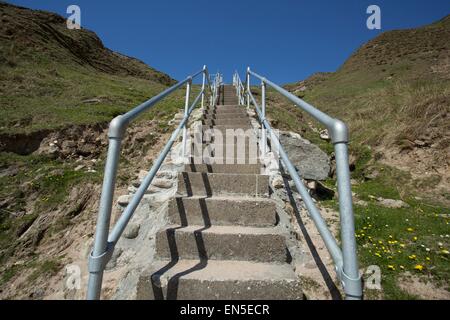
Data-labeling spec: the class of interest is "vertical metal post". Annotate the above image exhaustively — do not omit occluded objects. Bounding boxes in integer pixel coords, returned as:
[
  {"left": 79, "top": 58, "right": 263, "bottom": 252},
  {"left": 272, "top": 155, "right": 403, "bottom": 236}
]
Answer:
[
  {"left": 182, "top": 80, "right": 191, "bottom": 158},
  {"left": 87, "top": 125, "right": 123, "bottom": 299},
  {"left": 201, "top": 65, "right": 206, "bottom": 109},
  {"left": 246, "top": 67, "right": 250, "bottom": 109},
  {"left": 237, "top": 74, "right": 240, "bottom": 102},
  {"left": 261, "top": 80, "right": 267, "bottom": 155},
  {"left": 334, "top": 142, "right": 362, "bottom": 299}
]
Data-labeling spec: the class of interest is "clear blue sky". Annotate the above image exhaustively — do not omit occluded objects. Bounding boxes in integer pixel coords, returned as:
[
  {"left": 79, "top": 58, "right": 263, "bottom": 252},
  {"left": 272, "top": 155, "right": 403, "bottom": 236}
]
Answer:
[{"left": 6, "top": 0, "right": 450, "bottom": 83}]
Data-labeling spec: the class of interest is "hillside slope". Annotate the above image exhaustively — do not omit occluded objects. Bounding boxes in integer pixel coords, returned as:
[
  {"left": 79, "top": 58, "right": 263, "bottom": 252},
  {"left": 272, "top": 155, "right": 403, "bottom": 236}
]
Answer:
[
  {"left": 0, "top": 2, "right": 189, "bottom": 299},
  {"left": 0, "top": 1, "right": 178, "bottom": 139},
  {"left": 264, "top": 15, "right": 450, "bottom": 299},
  {"left": 278, "top": 14, "right": 450, "bottom": 203}
]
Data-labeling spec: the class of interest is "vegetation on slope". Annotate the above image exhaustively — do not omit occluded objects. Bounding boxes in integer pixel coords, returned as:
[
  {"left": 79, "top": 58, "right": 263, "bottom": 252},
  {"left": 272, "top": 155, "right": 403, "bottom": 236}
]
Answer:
[
  {"left": 263, "top": 15, "right": 450, "bottom": 299},
  {"left": 0, "top": 2, "right": 197, "bottom": 298}
]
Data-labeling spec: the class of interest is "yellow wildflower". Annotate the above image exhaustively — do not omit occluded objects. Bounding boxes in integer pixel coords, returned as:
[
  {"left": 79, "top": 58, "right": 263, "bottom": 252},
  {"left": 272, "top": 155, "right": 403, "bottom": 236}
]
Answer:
[
  {"left": 414, "top": 264, "right": 424, "bottom": 271},
  {"left": 408, "top": 255, "right": 417, "bottom": 260},
  {"left": 387, "top": 265, "right": 395, "bottom": 271},
  {"left": 407, "top": 228, "right": 414, "bottom": 232}
]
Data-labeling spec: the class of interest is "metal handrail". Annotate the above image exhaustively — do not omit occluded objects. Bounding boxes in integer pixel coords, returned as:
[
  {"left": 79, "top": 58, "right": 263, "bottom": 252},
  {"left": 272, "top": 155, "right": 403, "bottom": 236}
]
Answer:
[
  {"left": 234, "top": 68, "right": 362, "bottom": 300},
  {"left": 87, "top": 66, "right": 222, "bottom": 300}
]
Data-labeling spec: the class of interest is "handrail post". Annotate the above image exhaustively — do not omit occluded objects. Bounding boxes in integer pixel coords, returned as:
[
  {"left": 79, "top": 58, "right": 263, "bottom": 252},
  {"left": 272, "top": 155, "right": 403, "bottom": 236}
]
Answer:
[
  {"left": 182, "top": 79, "right": 191, "bottom": 158},
  {"left": 332, "top": 127, "right": 362, "bottom": 299},
  {"left": 201, "top": 65, "right": 206, "bottom": 109},
  {"left": 246, "top": 67, "right": 250, "bottom": 109},
  {"left": 261, "top": 80, "right": 267, "bottom": 156},
  {"left": 237, "top": 76, "right": 240, "bottom": 102},
  {"left": 87, "top": 116, "right": 127, "bottom": 300}
]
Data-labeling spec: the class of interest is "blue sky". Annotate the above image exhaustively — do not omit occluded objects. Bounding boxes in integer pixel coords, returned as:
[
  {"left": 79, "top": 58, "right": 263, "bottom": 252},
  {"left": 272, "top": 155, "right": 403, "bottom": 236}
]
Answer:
[{"left": 6, "top": 0, "right": 450, "bottom": 84}]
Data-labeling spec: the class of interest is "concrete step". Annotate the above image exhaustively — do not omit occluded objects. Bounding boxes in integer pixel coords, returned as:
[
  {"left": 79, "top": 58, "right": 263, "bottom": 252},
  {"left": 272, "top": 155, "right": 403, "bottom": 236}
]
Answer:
[
  {"left": 202, "top": 111, "right": 245, "bottom": 118},
  {"left": 177, "top": 172, "right": 269, "bottom": 197},
  {"left": 186, "top": 156, "right": 261, "bottom": 165},
  {"left": 208, "top": 105, "right": 244, "bottom": 110},
  {"left": 199, "top": 144, "right": 260, "bottom": 162},
  {"left": 200, "top": 115, "right": 250, "bottom": 127},
  {"left": 168, "top": 195, "right": 275, "bottom": 226},
  {"left": 201, "top": 125, "right": 254, "bottom": 134},
  {"left": 184, "top": 163, "right": 261, "bottom": 174},
  {"left": 155, "top": 225, "right": 289, "bottom": 262},
  {"left": 201, "top": 118, "right": 250, "bottom": 126},
  {"left": 137, "top": 260, "right": 304, "bottom": 300}
]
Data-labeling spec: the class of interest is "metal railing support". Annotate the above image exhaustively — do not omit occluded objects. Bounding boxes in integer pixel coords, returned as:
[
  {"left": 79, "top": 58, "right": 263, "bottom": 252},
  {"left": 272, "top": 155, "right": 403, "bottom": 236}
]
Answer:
[
  {"left": 87, "top": 127, "right": 124, "bottom": 300},
  {"left": 242, "top": 68, "right": 362, "bottom": 300},
  {"left": 87, "top": 67, "right": 217, "bottom": 300},
  {"left": 201, "top": 65, "right": 206, "bottom": 108},
  {"left": 246, "top": 67, "right": 250, "bottom": 109},
  {"left": 182, "top": 79, "right": 191, "bottom": 158},
  {"left": 334, "top": 141, "right": 361, "bottom": 299},
  {"left": 261, "top": 80, "right": 267, "bottom": 155}
]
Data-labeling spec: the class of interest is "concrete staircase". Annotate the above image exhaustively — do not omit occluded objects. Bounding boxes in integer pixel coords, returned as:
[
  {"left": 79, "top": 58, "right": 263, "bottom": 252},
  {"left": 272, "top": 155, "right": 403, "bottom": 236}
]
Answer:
[{"left": 137, "top": 85, "right": 303, "bottom": 300}]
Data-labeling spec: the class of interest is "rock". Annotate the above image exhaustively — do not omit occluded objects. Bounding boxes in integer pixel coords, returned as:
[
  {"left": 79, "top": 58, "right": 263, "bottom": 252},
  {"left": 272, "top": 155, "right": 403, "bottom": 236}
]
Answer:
[
  {"left": 279, "top": 131, "right": 330, "bottom": 181},
  {"left": 151, "top": 178, "right": 173, "bottom": 189},
  {"left": 307, "top": 180, "right": 335, "bottom": 200},
  {"left": 272, "top": 175, "right": 284, "bottom": 189},
  {"left": 414, "top": 140, "right": 427, "bottom": 147},
  {"left": 131, "top": 180, "right": 141, "bottom": 188},
  {"left": 117, "top": 195, "right": 131, "bottom": 206},
  {"left": 364, "top": 168, "right": 380, "bottom": 180},
  {"left": 138, "top": 170, "right": 148, "bottom": 181},
  {"left": 105, "top": 247, "right": 123, "bottom": 270},
  {"left": 306, "top": 180, "right": 317, "bottom": 190},
  {"left": 123, "top": 223, "right": 140, "bottom": 239},
  {"left": 376, "top": 197, "right": 410, "bottom": 209},
  {"left": 82, "top": 98, "right": 102, "bottom": 104},
  {"left": 319, "top": 129, "right": 330, "bottom": 141},
  {"left": 354, "top": 199, "right": 368, "bottom": 207},
  {"left": 156, "top": 171, "right": 174, "bottom": 180}
]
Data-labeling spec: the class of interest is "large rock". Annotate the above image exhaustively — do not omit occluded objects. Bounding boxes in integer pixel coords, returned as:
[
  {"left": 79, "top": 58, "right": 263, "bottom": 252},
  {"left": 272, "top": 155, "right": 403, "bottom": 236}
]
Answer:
[{"left": 279, "top": 132, "right": 330, "bottom": 181}]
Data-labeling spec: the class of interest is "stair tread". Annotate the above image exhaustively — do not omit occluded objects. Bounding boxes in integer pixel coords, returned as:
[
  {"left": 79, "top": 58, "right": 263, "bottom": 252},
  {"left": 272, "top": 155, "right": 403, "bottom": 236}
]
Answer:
[
  {"left": 149, "top": 259, "right": 298, "bottom": 281},
  {"left": 172, "top": 194, "right": 272, "bottom": 201},
  {"left": 161, "top": 224, "right": 281, "bottom": 235}
]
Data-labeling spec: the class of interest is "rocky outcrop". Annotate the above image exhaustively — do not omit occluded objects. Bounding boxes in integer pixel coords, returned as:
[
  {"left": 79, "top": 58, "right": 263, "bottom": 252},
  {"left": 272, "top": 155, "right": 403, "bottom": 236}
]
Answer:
[{"left": 279, "top": 131, "right": 330, "bottom": 181}]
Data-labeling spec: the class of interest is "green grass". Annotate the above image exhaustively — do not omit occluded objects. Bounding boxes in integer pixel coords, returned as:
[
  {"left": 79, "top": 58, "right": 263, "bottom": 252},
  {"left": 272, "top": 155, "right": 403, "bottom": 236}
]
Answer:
[
  {"left": 27, "top": 258, "right": 62, "bottom": 283},
  {"left": 0, "top": 55, "right": 190, "bottom": 135},
  {"left": 0, "top": 152, "right": 102, "bottom": 261},
  {"left": 320, "top": 153, "right": 450, "bottom": 299}
]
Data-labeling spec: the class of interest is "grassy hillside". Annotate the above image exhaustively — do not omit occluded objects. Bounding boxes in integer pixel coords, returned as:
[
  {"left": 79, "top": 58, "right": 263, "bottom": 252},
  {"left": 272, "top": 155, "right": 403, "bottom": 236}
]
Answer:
[
  {"left": 286, "top": 15, "right": 449, "bottom": 150},
  {"left": 0, "top": 1, "right": 182, "bottom": 137},
  {"left": 0, "top": 2, "right": 196, "bottom": 297},
  {"left": 263, "top": 15, "right": 450, "bottom": 299}
]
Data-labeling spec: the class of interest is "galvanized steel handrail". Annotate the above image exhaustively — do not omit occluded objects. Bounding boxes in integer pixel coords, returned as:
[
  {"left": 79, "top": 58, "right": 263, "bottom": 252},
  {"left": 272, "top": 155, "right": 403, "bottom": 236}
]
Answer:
[
  {"left": 234, "top": 68, "right": 362, "bottom": 300},
  {"left": 87, "top": 66, "right": 221, "bottom": 300}
]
